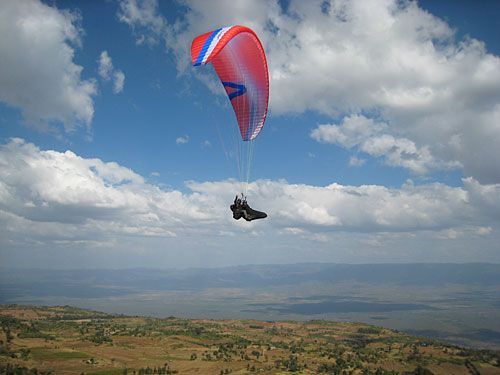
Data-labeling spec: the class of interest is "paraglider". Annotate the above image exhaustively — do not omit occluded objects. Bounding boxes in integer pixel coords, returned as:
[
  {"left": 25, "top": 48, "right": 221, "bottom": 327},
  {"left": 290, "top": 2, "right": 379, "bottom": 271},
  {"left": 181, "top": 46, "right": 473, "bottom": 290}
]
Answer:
[
  {"left": 191, "top": 26, "right": 269, "bottom": 221},
  {"left": 230, "top": 195, "right": 267, "bottom": 221}
]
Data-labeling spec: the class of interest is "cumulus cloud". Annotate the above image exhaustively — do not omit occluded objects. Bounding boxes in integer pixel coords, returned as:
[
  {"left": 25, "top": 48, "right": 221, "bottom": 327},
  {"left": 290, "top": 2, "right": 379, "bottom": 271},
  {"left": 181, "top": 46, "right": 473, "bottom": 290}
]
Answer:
[
  {"left": 312, "top": 115, "right": 460, "bottom": 174},
  {"left": 187, "top": 173, "right": 500, "bottom": 236},
  {"left": 0, "top": 139, "right": 218, "bottom": 243},
  {"left": 213, "top": 179, "right": 471, "bottom": 230},
  {"left": 0, "top": 0, "right": 96, "bottom": 132},
  {"left": 97, "top": 51, "right": 125, "bottom": 94},
  {"left": 463, "top": 177, "right": 500, "bottom": 220},
  {"left": 117, "top": 0, "right": 500, "bottom": 182},
  {"left": 176, "top": 135, "right": 189, "bottom": 144},
  {"left": 117, "top": 0, "right": 167, "bottom": 46},
  {"left": 1, "top": 139, "right": 500, "bottom": 263}
]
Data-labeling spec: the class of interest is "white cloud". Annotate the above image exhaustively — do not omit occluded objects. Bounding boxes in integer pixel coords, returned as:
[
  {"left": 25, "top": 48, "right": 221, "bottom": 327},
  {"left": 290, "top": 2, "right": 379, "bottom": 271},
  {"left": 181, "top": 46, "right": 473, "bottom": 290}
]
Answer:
[
  {"left": 438, "top": 228, "right": 461, "bottom": 240},
  {"left": 0, "top": 139, "right": 217, "bottom": 241},
  {"left": 282, "top": 227, "right": 305, "bottom": 235},
  {"left": 232, "top": 179, "right": 470, "bottom": 230},
  {"left": 117, "top": 0, "right": 167, "bottom": 46},
  {"left": 187, "top": 177, "right": 500, "bottom": 235},
  {"left": 98, "top": 51, "right": 125, "bottom": 94},
  {"left": 477, "top": 226, "right": 493, "bottom": 236},
  {"left": 0, "top": 0, "right": 96, "bottom": 132},
  {"left": 113, "top": 70, "right": 126, "bottom": 93},
  {"left": 349, "top": 156, "right": 365, "bottom": 167},
  {"left": 312, "top": 115, "right": 385, "bottom": 147},
  {"left": 118, "top": 0, "right": 500, "bottom": 182},
  {"left": 1, "top": 139, "right": 500, "bottom": 264},
  {"left": 463, "top": 176, "right": 500, "bottom": 220},
  {"left": 312, "top": 115, "right": 461, "bottom": 174},
  {"left": 436, "top": 225, "right": 494, "bottom": 240},
  {"left": 98, "top": 51, "right": 113, "bottom": 80},
  {"left": 176, "top": 135, "right": 189, "bottom": 144}
]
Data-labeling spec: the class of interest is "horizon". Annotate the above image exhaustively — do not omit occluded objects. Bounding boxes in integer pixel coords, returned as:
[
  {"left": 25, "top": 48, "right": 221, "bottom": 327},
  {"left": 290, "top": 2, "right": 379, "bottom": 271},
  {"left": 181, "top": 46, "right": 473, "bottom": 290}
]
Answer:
[
  {"left": 2, "top": 263, "right": 500, "bottom": 349},
  {"left": 2, "top": 260, "right": 500, "bottom": 271}
]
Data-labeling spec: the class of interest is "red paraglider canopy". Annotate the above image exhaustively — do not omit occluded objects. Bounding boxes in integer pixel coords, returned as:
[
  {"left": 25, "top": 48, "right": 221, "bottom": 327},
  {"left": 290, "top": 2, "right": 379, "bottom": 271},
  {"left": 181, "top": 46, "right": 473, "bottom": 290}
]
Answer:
[{"left": 191, "top": 26, "right": 269, "bottom": 141}]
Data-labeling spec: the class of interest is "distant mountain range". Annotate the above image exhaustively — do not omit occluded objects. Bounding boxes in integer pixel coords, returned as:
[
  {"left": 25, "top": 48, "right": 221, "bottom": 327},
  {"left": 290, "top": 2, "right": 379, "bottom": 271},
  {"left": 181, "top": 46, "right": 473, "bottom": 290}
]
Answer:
[{"left": 1, "top": 263, "right": 499, "bottom": 300}]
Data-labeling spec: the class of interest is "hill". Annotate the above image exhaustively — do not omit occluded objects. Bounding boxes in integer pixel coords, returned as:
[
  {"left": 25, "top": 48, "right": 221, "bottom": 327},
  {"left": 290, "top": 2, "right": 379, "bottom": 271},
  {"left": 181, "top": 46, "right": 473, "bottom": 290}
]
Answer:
[{"left": 1, "top": 305, "right": 499, "bottom": 374}]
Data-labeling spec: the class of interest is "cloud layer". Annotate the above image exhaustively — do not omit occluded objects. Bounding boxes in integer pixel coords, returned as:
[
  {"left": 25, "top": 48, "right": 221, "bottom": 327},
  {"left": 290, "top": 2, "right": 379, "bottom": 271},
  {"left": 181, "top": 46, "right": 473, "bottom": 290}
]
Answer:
[
  {"left": 1, "top": 139, "right": 498, "bottom": 261},
  {"left": 117, "top": 0, "right": 500, "bottom": 182},
  {"left": 0, "top": 0, "right": 96, "bottom": 132}
]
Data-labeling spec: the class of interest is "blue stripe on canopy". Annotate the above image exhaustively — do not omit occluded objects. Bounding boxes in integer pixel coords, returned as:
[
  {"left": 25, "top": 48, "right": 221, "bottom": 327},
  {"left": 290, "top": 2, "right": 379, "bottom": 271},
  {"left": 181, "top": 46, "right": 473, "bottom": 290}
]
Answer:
[{"left": 194, "top": 28, "right": 222, "bottom": 66}]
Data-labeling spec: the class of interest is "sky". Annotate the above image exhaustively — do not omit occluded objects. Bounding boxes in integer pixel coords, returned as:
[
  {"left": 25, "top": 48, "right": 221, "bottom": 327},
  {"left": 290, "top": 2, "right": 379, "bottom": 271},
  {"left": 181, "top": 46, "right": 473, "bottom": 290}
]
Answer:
[{"left": 1, "top": 0, "right": 500, "bottom": 269}]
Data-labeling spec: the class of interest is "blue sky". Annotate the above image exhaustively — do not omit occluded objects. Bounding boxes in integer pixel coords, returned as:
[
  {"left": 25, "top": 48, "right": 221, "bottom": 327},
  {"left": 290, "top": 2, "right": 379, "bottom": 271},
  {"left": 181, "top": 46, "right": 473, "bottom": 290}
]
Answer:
[{"left": 1, "top": 0, "right": 500, "bottom": 268}]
